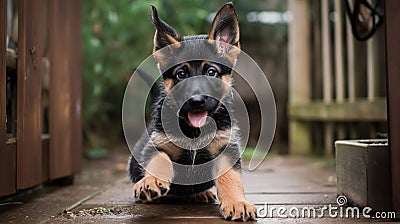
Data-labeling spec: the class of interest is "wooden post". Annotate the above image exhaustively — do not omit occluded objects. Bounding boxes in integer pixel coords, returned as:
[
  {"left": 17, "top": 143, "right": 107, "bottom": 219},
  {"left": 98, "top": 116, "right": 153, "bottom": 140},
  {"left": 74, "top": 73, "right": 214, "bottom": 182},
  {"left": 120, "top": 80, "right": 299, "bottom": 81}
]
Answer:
[
  {"left": 346, "top": 0, "right": 356, "bottom": 102},
  {"left": 334, "top": 0, "right": 346, "bottom": 140},
  {"left": 366, "top": 30, "right": 380, "bottom": 138},
  {"left": 334, "top": 0, "right": 345, "bottom": 103},
  {"left": 16, "top": 0, "right": 45, "bottom": 189},
  {"left": 48, "top": 0, "right": 82, "bottom": 179},
  {"left": 312, "top": 1, "right": 322, "bottom": 99},
  {"left": 288, "top": 0, "right": 312, "bottom": 154},
  {"left": 346, "top": 0, "right": 358, "bottom": 139},
  {"left": 321, "top": 0, "right": 333, "bottom": 103},
  {"left": 367, "top": 35, "right": 379, "bottom": 101},
  {"left": 385, "top": 0, "right": 400, "bottom": 213},
  {"left": 321, "top": 0, "right": 334, "bottom": 158}
]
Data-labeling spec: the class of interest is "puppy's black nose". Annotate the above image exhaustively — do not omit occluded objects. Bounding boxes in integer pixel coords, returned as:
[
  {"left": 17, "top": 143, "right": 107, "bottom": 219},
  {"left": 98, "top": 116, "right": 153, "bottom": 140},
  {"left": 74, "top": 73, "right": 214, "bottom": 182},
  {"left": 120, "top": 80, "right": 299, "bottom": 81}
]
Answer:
[{"left": 188, "top": 95, "right": 206, "bottom": 108}]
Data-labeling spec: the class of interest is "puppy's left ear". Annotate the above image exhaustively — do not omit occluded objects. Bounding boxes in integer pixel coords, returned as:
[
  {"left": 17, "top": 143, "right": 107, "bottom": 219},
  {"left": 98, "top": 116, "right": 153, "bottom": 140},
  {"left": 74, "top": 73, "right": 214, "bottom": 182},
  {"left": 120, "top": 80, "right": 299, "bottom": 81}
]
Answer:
[
  {"left": 151, "top": 5, "right": 182, "bottom": 52},
  {"left": 208, "top": 3, "right": 240, "bottom": 55}
]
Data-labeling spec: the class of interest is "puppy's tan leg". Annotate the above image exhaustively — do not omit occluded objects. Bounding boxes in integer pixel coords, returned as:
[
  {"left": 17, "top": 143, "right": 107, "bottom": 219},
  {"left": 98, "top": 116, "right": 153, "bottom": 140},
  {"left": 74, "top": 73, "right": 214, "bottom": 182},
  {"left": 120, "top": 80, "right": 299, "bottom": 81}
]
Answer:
[
  {"left": 133, "top": 151, "right": 173, "bottom": 202},
  {"left": 216, "top": 168, "right": 256, "bottom": 221}
]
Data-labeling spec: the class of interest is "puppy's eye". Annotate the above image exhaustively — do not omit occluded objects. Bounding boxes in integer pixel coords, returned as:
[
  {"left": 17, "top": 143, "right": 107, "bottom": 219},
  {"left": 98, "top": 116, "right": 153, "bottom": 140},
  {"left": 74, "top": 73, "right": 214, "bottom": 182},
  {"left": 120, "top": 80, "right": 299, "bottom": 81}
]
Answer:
[
  {"left": 206, "top": 67, "right": 218, "bottom": 77},
  {"left": 175, "top": 68, "right": 188, "bottom": 81}
]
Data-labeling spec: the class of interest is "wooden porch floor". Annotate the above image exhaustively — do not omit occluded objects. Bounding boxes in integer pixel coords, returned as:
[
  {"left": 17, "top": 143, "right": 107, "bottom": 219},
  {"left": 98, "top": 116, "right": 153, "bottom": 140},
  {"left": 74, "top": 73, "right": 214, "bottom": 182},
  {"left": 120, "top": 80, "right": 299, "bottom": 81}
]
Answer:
[{"left": 0, "top": 148, "right": 386, "bottom": 223}]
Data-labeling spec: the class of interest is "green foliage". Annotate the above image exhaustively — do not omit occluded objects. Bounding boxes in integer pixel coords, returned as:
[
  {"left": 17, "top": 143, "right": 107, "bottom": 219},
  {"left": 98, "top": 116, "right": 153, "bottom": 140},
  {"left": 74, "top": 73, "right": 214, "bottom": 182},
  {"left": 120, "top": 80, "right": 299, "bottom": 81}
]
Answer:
[{"left": 242, "top": 147, "right": 275, "bottom": 161}]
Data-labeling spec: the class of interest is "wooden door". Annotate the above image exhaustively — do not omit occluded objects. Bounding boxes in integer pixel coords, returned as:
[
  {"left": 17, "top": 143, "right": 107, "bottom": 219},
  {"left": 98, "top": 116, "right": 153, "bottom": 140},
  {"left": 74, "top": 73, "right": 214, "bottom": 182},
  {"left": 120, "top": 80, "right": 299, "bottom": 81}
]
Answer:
[{"left": 0, "top": 0, "right": 82, "bottom": 196}]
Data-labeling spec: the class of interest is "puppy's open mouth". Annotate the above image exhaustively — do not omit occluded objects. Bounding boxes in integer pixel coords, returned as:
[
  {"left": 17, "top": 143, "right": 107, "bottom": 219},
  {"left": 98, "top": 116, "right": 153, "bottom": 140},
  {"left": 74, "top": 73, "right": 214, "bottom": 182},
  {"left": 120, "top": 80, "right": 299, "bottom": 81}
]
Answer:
[{"left": 187, "top": 111, "right": 208, "bottom": 128}]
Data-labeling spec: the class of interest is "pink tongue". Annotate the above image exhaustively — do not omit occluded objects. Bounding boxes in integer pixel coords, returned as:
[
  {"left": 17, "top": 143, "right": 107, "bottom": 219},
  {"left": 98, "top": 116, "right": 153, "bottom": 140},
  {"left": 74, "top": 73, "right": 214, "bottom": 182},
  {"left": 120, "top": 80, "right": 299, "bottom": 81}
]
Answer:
[{"left": 187, "top": 111, "right": 208, "bottom": 128}]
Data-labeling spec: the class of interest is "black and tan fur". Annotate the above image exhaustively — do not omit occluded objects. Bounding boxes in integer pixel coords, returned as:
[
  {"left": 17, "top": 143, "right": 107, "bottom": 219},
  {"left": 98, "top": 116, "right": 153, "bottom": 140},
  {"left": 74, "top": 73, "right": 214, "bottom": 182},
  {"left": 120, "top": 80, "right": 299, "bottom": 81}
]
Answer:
[{"left": 128, "top": 3, "right": 256, "bottom": 221}]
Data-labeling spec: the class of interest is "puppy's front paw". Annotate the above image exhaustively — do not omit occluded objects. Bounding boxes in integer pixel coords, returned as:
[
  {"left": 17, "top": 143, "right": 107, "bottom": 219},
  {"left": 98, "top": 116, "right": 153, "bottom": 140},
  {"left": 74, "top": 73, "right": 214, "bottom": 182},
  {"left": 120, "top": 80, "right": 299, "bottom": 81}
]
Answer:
[
  {"left": 220, "top": 200, "right": 256, "bottom": 222},
  {"left": 133, "top": 175, "right": 170, "bottom": 202}
]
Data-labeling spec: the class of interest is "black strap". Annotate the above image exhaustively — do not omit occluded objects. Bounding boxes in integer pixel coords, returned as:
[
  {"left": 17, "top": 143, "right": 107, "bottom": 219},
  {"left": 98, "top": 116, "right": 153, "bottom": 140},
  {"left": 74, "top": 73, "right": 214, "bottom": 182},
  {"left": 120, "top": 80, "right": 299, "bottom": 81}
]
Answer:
[{"left": 344, "top": 0, "right": 383, "bottom": 41}]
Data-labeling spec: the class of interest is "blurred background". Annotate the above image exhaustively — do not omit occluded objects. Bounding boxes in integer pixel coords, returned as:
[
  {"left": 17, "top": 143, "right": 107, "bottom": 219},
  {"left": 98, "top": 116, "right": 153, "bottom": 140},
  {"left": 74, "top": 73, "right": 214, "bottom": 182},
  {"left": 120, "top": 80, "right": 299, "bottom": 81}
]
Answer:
[{"left": 80, "top": 0, "right": 387, "bottom": 158}]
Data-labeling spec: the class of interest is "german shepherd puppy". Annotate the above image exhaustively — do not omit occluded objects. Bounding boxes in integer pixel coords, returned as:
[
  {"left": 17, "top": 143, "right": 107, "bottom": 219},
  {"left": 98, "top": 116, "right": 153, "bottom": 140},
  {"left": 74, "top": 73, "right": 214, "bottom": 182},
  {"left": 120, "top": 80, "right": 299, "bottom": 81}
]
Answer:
[{"left": 128, "top": 3, "right": 256, "bottom": 221}]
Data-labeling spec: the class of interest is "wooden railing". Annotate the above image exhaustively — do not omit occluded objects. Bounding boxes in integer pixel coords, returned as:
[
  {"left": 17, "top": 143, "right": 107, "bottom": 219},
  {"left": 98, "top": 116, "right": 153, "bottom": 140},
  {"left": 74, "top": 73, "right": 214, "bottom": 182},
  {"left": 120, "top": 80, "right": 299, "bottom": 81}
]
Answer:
[
  {"left": 0, "top": 0, "right": 82, "bottom": 197},
  {"left": 288, "top": 0, "right": 387, "bottom": 157}
]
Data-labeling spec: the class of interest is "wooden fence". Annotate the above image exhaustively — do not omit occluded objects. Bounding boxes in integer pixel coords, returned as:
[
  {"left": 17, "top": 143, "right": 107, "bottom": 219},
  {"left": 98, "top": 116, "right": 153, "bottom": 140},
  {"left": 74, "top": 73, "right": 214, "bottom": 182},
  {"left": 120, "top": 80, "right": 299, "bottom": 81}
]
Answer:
[
  {"left": 0, "top": 0, "right": 82, "bottom": 197},
  {"left": 288, "top": 0, "right": 387, "bottom": 157}
]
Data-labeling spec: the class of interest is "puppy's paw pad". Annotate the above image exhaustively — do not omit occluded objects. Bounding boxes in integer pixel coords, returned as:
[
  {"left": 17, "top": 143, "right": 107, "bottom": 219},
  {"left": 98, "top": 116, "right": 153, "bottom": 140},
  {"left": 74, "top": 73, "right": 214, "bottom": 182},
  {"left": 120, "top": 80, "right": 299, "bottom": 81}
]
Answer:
[
  {"left": 220, "top": 200, "right": 256, "bottom": 222},
  {"left": 133, "top": 175, "right": 170, "bottom": 202}
]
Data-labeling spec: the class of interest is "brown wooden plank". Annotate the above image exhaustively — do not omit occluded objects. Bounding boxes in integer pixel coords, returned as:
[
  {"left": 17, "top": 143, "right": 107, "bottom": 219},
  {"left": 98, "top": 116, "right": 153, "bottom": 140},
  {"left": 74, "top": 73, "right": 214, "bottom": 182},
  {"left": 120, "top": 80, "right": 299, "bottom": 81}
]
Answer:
[
  {"left": 0, "top": 144, "right": 16, "bottom": 196},
  {"left": 385, "top": 0, "right": 400, "bottom": 213},
  {"left": 16, "top": 0, "right": 45, "bottom": 189},
  {"left": 48, "top": 0, "right": 82, "bottom": 179},
  {"left": 0, "top": 0, "right": 6, "bottom": 148},
  {"left": 42, "top": 135, "right": 49, "bottom": 182},
  {"left": 69, "top": 0, "right": 82, "bottom": 174},
  {"left": 0, "top": 0, "right": 16, "bottom": 197}
]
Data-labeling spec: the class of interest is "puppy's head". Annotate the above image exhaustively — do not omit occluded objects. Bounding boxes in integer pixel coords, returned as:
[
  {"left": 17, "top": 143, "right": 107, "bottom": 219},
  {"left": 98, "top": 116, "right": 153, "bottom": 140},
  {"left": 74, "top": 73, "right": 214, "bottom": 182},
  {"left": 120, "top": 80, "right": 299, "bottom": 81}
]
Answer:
[{"left": 151, "top": 3, "right": 240, "bottom": 129}]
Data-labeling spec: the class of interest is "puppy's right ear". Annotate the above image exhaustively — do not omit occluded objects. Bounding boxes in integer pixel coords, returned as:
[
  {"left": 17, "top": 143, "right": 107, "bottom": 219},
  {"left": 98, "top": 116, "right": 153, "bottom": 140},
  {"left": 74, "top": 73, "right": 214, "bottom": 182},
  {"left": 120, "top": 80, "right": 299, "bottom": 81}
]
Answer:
[
  {"left": 151, "top": 5, "right": 182, "bottom": 52},
  {"left": 208, "top": 3, "right": 240, "bottom": 56}
]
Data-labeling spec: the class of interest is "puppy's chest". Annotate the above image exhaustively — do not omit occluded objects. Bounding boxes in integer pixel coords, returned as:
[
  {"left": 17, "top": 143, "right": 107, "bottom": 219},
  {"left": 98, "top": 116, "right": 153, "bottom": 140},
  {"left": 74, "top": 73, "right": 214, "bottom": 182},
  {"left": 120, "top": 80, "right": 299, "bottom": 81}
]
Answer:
[
  {"left": 159, "top": 139, "right": 223, "bottom": 163},
  {"left": 174, "top": 148, "right": 214, "bottom": 165},
  {"left": 150, "top": 131, "right": 231, "bottom": 162}
]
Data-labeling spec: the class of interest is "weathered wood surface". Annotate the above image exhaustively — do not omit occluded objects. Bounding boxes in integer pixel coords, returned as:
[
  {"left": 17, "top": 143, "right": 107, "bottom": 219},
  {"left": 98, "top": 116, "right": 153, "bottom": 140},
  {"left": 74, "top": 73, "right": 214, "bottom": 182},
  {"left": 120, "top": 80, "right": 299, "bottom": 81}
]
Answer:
[
  {"left": 72, "top": 156, "right": 340, "bottom": 222},
  {"left": 59, "top": 155, "right": 386, "bottom": 223}
]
